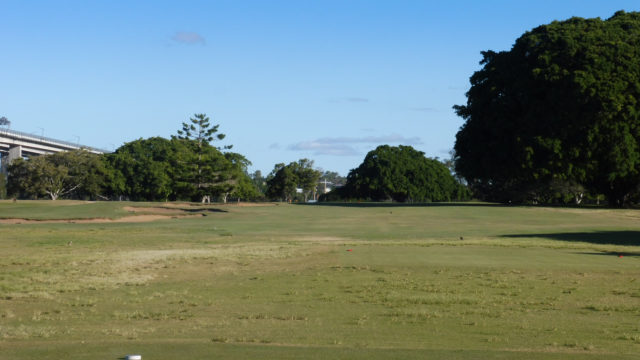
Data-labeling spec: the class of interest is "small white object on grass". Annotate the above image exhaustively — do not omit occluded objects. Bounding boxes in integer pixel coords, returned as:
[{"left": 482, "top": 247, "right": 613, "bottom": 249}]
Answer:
[{"left": 125, "top": 355, "right": 141, "bottom": 360}]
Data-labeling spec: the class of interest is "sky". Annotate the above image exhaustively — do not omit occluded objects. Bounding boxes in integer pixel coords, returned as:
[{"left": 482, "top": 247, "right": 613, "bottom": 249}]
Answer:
[{"left": 2, "top": 1, "right": 639, "bottom": 175}]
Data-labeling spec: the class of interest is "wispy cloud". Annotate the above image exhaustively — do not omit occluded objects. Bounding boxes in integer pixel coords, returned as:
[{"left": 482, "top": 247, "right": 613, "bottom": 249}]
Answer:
[
  {"left": 268, "top": 143, "right": 281, "bottom": 150},
  {"left": 314, "top": 134, "right": 423, "bottom": 145},
  {"left": 288, "top": 142, "right": 360, "bottom": 156},
  {"left": 288, "top": 134, "right": 423, "bottom": 156},
  {"left": 171, "top": 32, "right": 206, "bottom": 45}
]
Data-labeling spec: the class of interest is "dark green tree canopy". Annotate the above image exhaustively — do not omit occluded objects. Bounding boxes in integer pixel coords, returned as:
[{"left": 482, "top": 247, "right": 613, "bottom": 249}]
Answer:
[
  {"left": 107, "top": 137, "right": 181, "bottom": 201},
  {"left": 341, "top": 145, "right": 466, "bottom": 202},
  {"left": 108, "top": 136, "right": 241, "bottom": 202},
  {"left": 454, "top": 11, "right": 640, "bottom": 206}
]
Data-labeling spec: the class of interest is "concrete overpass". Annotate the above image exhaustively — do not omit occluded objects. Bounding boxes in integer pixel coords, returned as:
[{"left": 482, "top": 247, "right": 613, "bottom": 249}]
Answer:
[{"left": 0, "top": 128, "right": 108, "bottom": 171}]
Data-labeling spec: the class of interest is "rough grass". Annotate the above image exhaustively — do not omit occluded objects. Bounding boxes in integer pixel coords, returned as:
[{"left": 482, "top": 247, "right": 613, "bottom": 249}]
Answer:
[{"left": 0, "top": 201, "right": 639, "bottom": 359}]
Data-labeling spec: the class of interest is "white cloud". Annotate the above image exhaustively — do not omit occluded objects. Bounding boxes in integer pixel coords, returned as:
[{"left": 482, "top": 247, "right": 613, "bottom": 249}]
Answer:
[
  {"left": 288, "top": 142, "right": 359, "bottom": 156},
  {"left": 288, "top": 133, "right": 423, "bottom": 156},
  {"left": 314, "top": 134, "right": 423, "bottom": 145}
]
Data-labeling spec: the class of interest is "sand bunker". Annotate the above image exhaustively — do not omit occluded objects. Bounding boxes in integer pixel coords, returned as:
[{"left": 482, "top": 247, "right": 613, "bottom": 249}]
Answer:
[{"left": 0, "top": 214, "right": 203, "bottom": 224}]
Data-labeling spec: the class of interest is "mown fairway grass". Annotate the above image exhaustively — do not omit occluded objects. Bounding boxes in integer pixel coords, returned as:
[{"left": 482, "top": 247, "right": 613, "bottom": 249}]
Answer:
[{"left": 0, "top": 201, "right": 639, "bottom": 359}]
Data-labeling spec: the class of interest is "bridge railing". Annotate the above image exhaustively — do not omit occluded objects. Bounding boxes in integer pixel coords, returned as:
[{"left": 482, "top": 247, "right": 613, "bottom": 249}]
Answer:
[{"left": 0, "top": 128, "right": 109, "bottom": 154}]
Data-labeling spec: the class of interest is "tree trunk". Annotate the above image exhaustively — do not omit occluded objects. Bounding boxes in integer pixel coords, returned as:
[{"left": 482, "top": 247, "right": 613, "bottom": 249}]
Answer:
[{"left": 574, "top": 192, "right": 583, "bottom": 205}]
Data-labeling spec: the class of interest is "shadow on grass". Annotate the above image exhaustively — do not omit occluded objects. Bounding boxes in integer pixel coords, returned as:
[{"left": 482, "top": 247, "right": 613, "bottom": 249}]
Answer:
[
  {"left": 294, "top": 202, "right": 506, "bottom": 208},
  {"left": 574, "top": 251, "right": 640, "bottom": 258},
  {"left": 178, "top": 208, "right": 228, "bottom": 213},
  {"left": 296, "top": 202, "right": 615, "bottom": 209},
  {"left": 132, "top": 207, "right": 228, "bottom": 213},
  {"left": 502, "top": 231, "right": 640, "bottom": 246}
]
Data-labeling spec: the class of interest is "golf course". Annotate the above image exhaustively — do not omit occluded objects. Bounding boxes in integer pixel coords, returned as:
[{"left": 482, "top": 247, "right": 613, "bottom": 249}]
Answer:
[{"left": 0, "top": 200, "right": 638, "bottom": 359}]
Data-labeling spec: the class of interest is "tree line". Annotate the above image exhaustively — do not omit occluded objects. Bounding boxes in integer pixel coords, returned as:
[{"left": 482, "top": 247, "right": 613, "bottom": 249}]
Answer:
[
  {"left": 2, "top": 114, "right": 467, "bottom": 203},
  {"left": 2, "top": 114, "right": 346, "bottom": 202}
]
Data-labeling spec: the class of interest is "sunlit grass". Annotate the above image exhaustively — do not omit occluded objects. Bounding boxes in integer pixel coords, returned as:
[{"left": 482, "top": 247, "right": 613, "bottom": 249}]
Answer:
[{"left": 0, "top": 201, "right": 639, "bottom": 359}]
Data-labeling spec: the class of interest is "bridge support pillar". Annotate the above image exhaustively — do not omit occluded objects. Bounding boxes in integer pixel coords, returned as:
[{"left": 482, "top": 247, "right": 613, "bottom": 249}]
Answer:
[
  {"left": 7, "top": 146, "right": 22, "bottom": 164},
  {"left": 2, "top": 146, "right": 22, "bottom": 174}
]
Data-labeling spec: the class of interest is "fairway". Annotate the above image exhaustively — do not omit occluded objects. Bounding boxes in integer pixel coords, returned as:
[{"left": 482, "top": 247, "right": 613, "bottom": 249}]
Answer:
[{"left": 0, "top": 201, "right": 639, "bottom": 359}]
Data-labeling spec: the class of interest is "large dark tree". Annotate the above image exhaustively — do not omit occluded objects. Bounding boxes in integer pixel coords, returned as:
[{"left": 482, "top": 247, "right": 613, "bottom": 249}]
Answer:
[
  {"left": 454, "top": 11, "right": 640, "bottom": 206},
  {"left": 340, "top": 145, "right": 467, "bottom": 202}
]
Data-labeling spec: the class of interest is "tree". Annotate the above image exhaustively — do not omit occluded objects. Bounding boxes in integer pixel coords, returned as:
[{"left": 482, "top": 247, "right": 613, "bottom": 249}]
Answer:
[
  {"left": 223, "top": 152, "right": 262, "bottom": 202},
  {"left": 339, "top": 145, "right": 466, "bottom": 202},
  {"left": 266, "top": 163, "right": 297, "bottom": 202},
  {"left": 454, "top": 11, "right": 640, "bottom": 206},
  {"left": 8, "top": 150, "right": 107, "bottom": 200},
  {"left": 290, "top": 159, "right": 321, "bottom": 201},
  {"left": 174, "top": 113, "right": 236, "bottom": 202},
  {"left": 229, "top": 173, "right": 262, "bottom": 202},
  {"left": 0, "top": 116, "right": 9, "bottom": 127},
  {"left": 176, "top": 113, "right": 230, "bottom": 150},
  {"left": 265, "top": 159, "right": 321, "bottom": 202},
  {"left": 107, "top": 137, "right": 178, "bottom": 201},
  {"left": 250, "top": 170, "right": 267, "bottom": 195}
]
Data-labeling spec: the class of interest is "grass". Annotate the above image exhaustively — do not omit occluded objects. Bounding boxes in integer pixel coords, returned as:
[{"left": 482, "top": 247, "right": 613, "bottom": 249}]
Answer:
[{"left": 0, "top": 201, "right": 639, "bottom": 359}]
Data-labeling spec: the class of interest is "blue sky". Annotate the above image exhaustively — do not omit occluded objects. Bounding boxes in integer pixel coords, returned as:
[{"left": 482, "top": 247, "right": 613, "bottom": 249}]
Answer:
[{"left": 1, "top": 1, "right": 639, "bottom": 175}]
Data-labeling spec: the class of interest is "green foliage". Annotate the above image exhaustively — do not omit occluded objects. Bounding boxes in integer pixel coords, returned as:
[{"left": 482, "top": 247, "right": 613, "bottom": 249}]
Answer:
[
  {"left": 107, "top": 137, "right": 179, "bottom": 201},
  {"left": 454, "top": 11, "right": 640, "bottom": 206},
  {"left": 224, "top": 152, "right": 263, "bottom": 202},
  {"left": 107, "top": 136, "right": 240, "bottom": 202},
  {"left": 336, "top": 145, "right": 467, "bottom": 202},
  {"left": 0, "top": 172, "right": 7, "bottom": 199},
  {"left": 230, "top": 172, "right": 263, "bottom": 201},
  {"left": 250, "top": 170, "right": 268, "bottom": 195},
  {"left": 4, "top": 114, "right": 248, "bottom": 202},
  {"left": 266, "top": 159, "right": 321, "bottom": 201},
  {"left": 173, "top": 114, "right": 238, "bottom": 202},
  {"left": 176, "top": 113, "right": 230, "bottom": 149},
  {"left": 266, "top": 163, "right": 297, "bottom": 201},
  {"left": 7, "top": 150, "right": 108, "bottom": 200}
]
